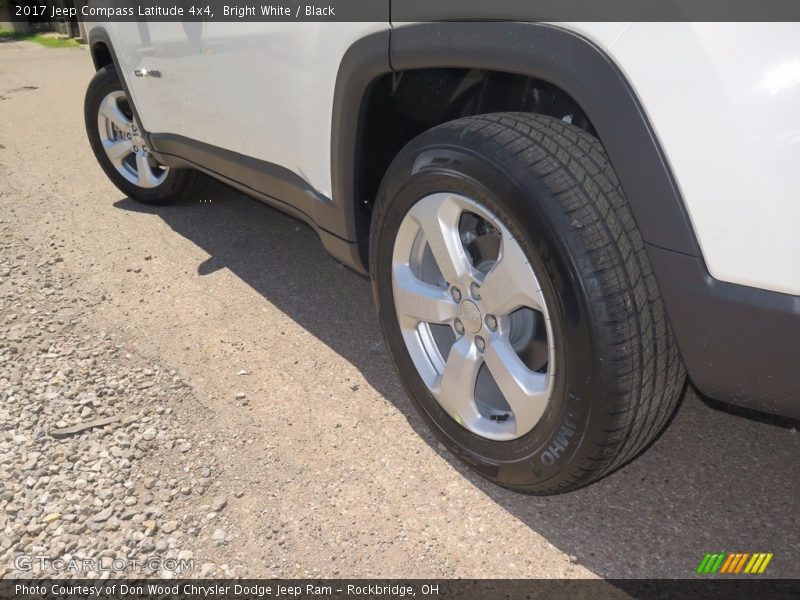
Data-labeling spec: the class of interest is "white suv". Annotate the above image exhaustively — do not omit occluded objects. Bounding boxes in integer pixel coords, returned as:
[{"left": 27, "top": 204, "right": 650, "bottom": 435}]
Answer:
[{"left": 83, "top": 19, "right": 800, "bottom": 494}]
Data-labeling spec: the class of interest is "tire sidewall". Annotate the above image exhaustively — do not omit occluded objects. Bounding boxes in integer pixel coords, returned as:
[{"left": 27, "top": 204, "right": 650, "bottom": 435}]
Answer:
[{"left": 371, "top": 142, "right": 600, "bottom": 492}]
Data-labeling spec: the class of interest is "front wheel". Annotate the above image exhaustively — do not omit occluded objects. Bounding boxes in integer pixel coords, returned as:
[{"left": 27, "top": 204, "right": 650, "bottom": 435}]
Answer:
[
  {"left": 370, "top": 113, "right": 686, "bottom": 495},
  {"left": 84, "top": 64, "right": 205, "bottom": 204}
]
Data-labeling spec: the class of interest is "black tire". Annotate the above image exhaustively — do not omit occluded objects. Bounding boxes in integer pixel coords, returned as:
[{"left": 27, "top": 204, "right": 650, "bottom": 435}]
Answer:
[
  {"left": 84, "top": 64, "right": 206, "bottom": 204},
  {"left": 370, "top": 112, "right": 686, "bottom": 495}
]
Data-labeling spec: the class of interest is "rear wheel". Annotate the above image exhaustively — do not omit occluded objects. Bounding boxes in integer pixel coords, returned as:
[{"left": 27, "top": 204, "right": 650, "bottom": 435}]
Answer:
[
  {"left": 85, "top": 65, "right": 205, "bottom": 204},
  {"left": 370, "top": 112, "right": 686, "bottom": 494}
]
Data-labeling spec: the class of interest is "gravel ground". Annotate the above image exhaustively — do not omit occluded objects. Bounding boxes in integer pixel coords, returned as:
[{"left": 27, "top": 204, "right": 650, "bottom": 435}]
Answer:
[
  {"left": 0, "top": 41, "right": 798, "bottom": 580},
  {"left": 0, "top": 235, "right": 239, "bottom": 578}
]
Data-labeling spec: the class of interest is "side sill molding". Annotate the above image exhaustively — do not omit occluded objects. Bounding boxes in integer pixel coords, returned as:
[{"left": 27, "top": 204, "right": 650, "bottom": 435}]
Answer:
[{"left": 149, "top": 133, "right": 367, "bottom": 275}]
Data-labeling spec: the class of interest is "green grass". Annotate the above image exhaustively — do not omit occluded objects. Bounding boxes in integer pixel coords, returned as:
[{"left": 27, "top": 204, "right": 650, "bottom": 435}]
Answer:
[{"left": 0, "top": 29, "right": 83, "bottom": 48}]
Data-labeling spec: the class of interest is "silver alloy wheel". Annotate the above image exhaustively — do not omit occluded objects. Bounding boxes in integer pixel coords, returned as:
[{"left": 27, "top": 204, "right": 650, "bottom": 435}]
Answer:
[
  {"left": 392, "top": 193, "right": 555, "bottom": 441},
  {"left": 97, "top": 91, "right": 168, "bottom": 188}
]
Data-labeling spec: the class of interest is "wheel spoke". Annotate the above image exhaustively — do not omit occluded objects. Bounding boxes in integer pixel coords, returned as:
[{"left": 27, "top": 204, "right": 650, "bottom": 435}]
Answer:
[
  {"left": 99, "top": 95, "right": 132, "bottom": 131},
  {"left": 480, "top": 233, "right": 545, "bottom": 315},
  {"left": 432, "top": 337, "right": 482, "bottom": 424},
  {"left": 102, "top": 139, "right": 133, "bottom": 165},
  {"left": 409, "top": 194, "right": 476, "bottom": 286},
  {"left": 392, "top": 192, "right": 556, "bottom": 441},
  {"left": 484, "top": 336, "right": 550, "bottom": 435},
  {"left": 135, "top": 154, "right": 161, "bottom": 188},
  {"left": 393, "top": 265, "right": 458, "bottom": 326}
]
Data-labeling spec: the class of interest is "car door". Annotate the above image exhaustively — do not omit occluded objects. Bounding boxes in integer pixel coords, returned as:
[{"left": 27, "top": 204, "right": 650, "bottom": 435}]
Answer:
[{"left": 113, "top": 20, "right": 389, "bottom": 205}]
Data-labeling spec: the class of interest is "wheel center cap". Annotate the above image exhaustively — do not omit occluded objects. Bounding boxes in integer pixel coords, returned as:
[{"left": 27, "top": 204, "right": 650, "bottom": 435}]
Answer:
[{"left": 459, "top": 300, "right": 482, "bottom": 334}]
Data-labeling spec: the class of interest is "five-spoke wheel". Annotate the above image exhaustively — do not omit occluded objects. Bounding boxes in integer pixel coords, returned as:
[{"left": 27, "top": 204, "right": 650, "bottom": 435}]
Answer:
[
  {"left": 392, "top": 192, "right": 554, "bottom": 441},
  {"left": 97, "top": 90, "right": 169, "bottom": 189},
  {"left": 372, "top": 113, "right": 684, "bottom": 494}
]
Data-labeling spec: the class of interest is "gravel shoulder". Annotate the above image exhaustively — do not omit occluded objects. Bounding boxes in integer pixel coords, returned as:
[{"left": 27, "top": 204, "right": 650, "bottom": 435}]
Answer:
[
  {"left": 1, "top": 41, "right": 798, "bottom": 580},
  {"left": 0, "top": 234, "right": 233, "bottom": 578}
]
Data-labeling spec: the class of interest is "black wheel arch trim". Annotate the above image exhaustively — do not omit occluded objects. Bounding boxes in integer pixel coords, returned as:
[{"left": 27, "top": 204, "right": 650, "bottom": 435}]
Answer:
[
  {"left": 332, "top": 21, "right": 701, "bottom": 258},
  {"left": 648, "top": 245, "right": 800, "bottom": 419},
  {"left": 330, "top": 29, "right": 392, "bottom": 265}
]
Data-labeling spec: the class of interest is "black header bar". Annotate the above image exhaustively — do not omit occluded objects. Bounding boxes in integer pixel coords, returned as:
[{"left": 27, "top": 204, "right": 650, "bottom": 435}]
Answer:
[
  {"left": 2, "top": 579, "right": 800, "bottom": 600},
  {"left": 9, "top": 0, "right": 800, "bottom": 23}
]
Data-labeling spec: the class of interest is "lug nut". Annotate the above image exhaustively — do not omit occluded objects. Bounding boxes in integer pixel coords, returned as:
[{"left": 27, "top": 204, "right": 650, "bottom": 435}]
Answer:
[
  {"left": 450, "top": 286, "right": 462, "bottom": 302},
  {"left": 126, "top": 133, "right": 132, "bottom": 139},
  {"left": 485, "top": 314, "right": 497, "bottom": 331},
  {"left": 470, "top": 282, "right": 481, "bottom": 299},
  {"left": 475, "top": 336, "right": 486, "bottom": 352},
  {"left": 133, "top": 145, "right": 139, "bottom": 152},
  {"left": 454, "top": 319, "right": 465, "bottom": 335}
]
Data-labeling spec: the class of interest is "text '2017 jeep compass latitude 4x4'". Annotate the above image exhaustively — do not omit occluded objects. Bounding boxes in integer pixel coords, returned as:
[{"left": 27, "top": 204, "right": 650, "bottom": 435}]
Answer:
[{"left": 83, "top": 8, "right": 800, "bottom": 495}]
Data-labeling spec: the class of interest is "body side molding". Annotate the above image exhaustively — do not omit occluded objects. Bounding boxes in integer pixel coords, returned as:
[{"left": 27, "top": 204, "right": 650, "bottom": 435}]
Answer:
[{"left": 149, "top": 133, "right": 366, "bottom": 272}]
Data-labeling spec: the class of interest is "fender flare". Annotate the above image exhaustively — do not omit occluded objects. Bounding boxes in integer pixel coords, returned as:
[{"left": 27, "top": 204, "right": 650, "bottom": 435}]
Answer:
[{"left": 330, "top": 22, "right": 700, "bottom": 258}]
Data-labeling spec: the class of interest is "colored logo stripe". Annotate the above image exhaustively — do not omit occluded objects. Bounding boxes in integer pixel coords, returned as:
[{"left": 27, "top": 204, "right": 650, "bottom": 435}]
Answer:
[
  {"left": 719, "top": 553, "right": 736, "bottom": 573},
  {"left": 697, "top": 552, "right": 773, "bottom": 574},
  {"left": 722, "top": 553, "right": 748, "bottom": 573},
  {"left": 710, "top": 553, "right": 726, "bottom": 573},
  {"left": 746, "top": 553, "right": 773, "bottom": 574},
  {"left": 696, "top": 554, "right": 712, "bottom": 574},
  {"left": 696, "top": 553, "right": 725, "bottom": 574}
]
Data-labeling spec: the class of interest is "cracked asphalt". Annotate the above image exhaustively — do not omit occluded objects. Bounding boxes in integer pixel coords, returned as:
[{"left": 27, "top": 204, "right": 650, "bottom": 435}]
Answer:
[{"left": 1, "top": 40, "right": 798, "bottom": 580}]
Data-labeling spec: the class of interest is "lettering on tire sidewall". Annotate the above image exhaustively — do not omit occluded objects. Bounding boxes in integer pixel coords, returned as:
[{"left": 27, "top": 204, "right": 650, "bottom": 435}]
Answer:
[{"left": 534, "top": 392, "right": 585, "bottom": 472}]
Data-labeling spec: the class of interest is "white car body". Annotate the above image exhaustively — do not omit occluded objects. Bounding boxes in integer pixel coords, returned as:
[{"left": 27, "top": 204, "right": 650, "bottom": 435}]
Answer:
[
  {"left": 93, "top": 20, "right": 800, "bottom": 295},
  {"left": 613, "top": 22, "right": 800, "bottom": 296}
]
